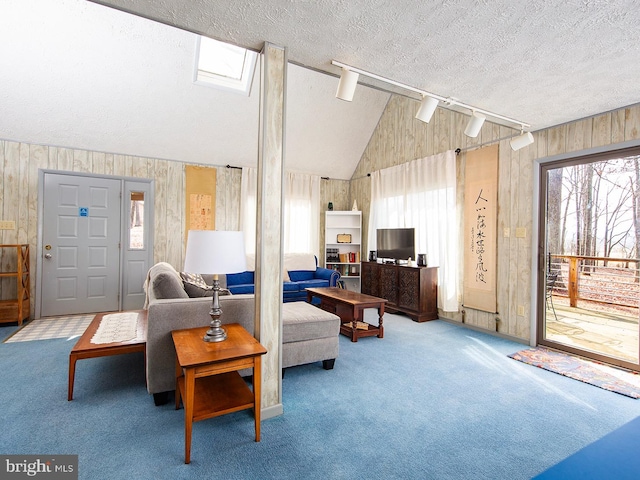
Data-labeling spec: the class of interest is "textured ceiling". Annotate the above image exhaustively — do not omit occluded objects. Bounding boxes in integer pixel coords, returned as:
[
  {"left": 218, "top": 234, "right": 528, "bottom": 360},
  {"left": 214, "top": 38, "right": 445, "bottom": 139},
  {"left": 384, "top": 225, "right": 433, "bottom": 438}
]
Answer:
[
  {"left": 0, "top": 0, "right": 388, "bottom": 180},
  {"left": 3, "top": 1, "right": 640, "bottom": 181},
  {"left": 92, "top": 0, "right": 640, "bottom": 130}
]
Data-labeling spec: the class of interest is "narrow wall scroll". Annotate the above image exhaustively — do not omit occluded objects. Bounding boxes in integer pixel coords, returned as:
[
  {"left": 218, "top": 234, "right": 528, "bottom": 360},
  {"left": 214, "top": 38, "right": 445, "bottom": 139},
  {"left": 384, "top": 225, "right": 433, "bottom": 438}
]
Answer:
[
  {"left": 463, "top": 144, "right": 498, "bottom": 313},
  {"left": 185, "top": 165, "right": 216, "bottom": 240}
]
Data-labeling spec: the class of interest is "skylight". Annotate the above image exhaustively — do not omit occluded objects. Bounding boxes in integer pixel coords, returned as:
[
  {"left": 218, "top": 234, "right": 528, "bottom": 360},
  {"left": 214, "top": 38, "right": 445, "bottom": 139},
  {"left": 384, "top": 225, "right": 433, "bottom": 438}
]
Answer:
[{"left": 194, "top": 36, "right": 257, "bottom": 96}]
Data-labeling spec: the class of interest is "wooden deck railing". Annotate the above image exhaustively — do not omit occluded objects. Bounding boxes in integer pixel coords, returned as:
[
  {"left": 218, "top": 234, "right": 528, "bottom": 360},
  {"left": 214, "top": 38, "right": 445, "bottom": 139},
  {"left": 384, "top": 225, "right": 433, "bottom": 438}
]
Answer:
[{"left": 549, "top": 255, "right": 639, "bottom": 310}]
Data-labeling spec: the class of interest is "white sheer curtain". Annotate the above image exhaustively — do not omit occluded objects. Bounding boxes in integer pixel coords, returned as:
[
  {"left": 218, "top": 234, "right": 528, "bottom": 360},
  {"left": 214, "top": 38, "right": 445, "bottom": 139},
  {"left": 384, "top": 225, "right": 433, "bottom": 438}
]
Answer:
[
  {"left": 240, "top": 168, "right": 321, "bottom": 256},
  {"left": 368, "top": 150, "right": 459, "bottom": 312},
  {"left": 283, "top": 172, "right": 320, "bottom": 255}
]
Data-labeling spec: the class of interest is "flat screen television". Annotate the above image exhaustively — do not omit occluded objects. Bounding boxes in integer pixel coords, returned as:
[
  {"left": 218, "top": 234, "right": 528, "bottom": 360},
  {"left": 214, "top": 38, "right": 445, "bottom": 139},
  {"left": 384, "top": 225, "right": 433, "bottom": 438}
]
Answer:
[{"left": 376, "top": 228, "right": 415, "bottom": 261}]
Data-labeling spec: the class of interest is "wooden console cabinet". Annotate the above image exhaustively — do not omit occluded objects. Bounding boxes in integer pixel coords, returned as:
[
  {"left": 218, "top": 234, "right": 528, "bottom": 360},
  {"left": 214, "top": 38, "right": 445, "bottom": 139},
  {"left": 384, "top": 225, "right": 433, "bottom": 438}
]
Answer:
[{"left": 361, "top": 261, "right": 438, "bottom": 322}]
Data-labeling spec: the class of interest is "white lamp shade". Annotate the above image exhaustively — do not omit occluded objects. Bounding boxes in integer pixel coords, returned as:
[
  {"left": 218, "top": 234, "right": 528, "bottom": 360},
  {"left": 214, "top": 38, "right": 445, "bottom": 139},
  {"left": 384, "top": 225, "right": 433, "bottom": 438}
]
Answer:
[
  {"left": 415, "top": 96, "right": 439, "bottom": 123},
  {"left": 510, "top": 131, "right": 535, "bottom": 151},
  {"left": 184, "top": 230, "right": 247, "bottom": 274},
  {"left": 464, "top": 112, "right": 486, "bottom": 138},
  {"left": 335, "top": 67, "right": 359, "bottom": 101}
]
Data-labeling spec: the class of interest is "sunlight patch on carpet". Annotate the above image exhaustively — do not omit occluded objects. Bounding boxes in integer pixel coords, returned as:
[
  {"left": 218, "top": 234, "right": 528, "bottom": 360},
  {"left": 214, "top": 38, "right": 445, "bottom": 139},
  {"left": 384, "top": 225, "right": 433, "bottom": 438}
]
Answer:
[
  {"left": 509, "top": 347, "right": 640, "bottom": 399},
  {"left": 4, "top": 315, "right": 94, "bottom": 343}
]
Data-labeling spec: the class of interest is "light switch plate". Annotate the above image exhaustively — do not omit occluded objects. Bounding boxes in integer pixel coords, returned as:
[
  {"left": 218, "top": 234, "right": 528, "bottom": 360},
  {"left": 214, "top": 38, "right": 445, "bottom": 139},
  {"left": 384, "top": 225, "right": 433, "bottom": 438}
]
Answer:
[
  {"left": 503, "top": 228, "right": 510, "bottom": 237},
  {"left": 515, "top": 227, "right": 526, "bottom": 238}
]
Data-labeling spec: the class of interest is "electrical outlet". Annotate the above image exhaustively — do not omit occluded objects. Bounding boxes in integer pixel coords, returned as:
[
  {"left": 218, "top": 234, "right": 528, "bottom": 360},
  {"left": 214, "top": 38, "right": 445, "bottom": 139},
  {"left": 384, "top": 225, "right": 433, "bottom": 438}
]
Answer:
[
  {"left": 517, "top": 305, "right": 525, "bottom": 316},
  {"left": 503, "top": 227, "right": 510, "bottom": 237},
  {"left": 0, "top": 220, "right": 16, "bottom": 230},
  {"left": 515, "top": 227, "right": 526, "bottom": 238}
]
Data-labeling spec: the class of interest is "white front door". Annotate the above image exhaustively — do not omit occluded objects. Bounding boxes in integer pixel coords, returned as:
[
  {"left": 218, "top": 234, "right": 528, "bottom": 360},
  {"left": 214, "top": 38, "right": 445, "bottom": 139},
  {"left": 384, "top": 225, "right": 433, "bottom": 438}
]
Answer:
[{"left": 41, "top": 173, "right": 121, "bottom": 316}]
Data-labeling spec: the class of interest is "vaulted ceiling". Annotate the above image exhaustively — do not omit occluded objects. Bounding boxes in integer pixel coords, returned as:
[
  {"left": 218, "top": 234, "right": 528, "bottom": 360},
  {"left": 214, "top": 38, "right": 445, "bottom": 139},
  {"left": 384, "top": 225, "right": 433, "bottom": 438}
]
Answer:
[{"left": 2, "top": 0, "right": 639, "bottom": 180}]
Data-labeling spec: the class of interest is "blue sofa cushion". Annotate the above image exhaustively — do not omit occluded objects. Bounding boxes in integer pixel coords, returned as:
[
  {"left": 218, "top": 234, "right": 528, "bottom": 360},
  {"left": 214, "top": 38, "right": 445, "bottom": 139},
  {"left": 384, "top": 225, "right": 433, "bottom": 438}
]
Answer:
[
  {"left": 297, "top": 279, "right": 332, "bottom": 290},
  {"left": 288, "top": 270, "right": 314, "bottom": 282},
  {"left": 283, "top": 282, "right": 300, "bottom": 293},
  {"left": 226, "top": 271, "right": 254, "bottom": 286},
  {"left": 228, "top": 284, "right": 255, "bottom": 295}
]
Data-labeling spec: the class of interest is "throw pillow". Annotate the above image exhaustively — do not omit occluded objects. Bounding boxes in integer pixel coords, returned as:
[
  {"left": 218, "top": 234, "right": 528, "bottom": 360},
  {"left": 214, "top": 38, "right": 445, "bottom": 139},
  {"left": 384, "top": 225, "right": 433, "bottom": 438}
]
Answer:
[
  {"left": 283, "top": 270, "right": 291, "bottom": 282},
  {"left": 180, "top": 272, "right": 212, "bottom": 297},
  {"left": 180, "top": 272, "right": 231, "bottom": 298}
]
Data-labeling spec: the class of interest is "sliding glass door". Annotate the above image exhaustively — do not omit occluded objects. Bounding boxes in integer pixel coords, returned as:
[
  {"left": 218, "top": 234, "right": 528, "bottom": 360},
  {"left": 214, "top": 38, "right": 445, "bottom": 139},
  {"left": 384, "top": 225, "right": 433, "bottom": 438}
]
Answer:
[{"left": 538, "top": 148, "right": 640, "bottom": 371}]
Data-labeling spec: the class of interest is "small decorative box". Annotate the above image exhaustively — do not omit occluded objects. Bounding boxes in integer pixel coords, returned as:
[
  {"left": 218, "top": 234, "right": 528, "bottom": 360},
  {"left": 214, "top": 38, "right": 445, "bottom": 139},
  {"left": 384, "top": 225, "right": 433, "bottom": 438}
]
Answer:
[{"left": 337, "top": 234, "right": 352, "bottom": 243}]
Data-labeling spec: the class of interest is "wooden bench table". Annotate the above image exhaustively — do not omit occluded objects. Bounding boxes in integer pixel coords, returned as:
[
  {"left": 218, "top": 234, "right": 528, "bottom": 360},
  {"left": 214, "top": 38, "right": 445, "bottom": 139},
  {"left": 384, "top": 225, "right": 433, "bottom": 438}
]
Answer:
[{"left": 305, "top": 287, "right": 387, "bottom": 342}]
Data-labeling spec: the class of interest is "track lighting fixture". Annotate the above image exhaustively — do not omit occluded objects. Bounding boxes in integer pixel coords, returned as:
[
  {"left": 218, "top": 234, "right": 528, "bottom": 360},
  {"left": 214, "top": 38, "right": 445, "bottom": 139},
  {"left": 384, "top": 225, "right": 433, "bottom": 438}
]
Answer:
[
  {"left": 331, "top": 60, "right": 532, "bottom": 134},
  {"left": 335, "top": 67, "right": 359, "bottom": 101},
  {"left": 464, "top": 112, "right": 486, "bottom": 138},
  {"left": 415, "top": 96, "right": 439, "bottom": 124},
  {"left": 510, "top": 131, "right": 535, "bottom": 151}
]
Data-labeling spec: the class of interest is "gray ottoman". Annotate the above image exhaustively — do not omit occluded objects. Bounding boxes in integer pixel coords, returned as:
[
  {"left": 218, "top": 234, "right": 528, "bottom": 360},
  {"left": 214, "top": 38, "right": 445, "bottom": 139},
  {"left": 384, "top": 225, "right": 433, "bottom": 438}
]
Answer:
[{"left": 281, "top": 301, "right": 340, "bottom": 371}]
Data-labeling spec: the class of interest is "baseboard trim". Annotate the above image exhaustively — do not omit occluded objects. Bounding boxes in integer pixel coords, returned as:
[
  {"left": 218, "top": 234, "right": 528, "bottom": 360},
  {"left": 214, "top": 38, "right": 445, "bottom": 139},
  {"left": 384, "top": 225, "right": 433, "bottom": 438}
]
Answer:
[
  {"left": 261, "top": 403, "right": 284, "bottom": 420},
  {"left": 438, "top": 316, "right": 529, "bottom": 345}
]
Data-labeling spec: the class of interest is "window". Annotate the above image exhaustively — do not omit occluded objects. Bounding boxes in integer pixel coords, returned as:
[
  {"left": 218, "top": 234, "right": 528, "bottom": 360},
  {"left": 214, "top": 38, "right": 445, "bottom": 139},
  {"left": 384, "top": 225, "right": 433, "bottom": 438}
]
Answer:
[
  {"left": 240, "top": 168, "right": 321, "bottom": 256},
  {"left": 194, "top": 36, "right": 257, "bottom": 96},
  {"left": 368, "top": 151, "right": 459, "bottom": 312},
  {"left": 129, "top": 191, "right": 144, "bottom": 249}
]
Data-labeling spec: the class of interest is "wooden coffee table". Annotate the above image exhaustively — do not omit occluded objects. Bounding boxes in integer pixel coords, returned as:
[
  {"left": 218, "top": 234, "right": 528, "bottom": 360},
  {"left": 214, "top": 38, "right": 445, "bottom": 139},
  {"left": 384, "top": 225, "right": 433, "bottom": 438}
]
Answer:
[
  {"left": 68, "top": 310, "right": 147, "bottom": 401},
  {"left": 306, "top": 287, "right": 387, "bottom": 342},
  {"left": 172, "top": 323, "right": 267, "bottom": 464}
]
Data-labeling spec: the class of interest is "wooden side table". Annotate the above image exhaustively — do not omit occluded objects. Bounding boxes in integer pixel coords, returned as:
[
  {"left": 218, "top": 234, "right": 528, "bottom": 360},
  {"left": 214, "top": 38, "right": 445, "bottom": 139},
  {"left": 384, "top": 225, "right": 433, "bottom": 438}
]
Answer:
[
  {"left": 172, "top": 323, "right": 267, "bottom": 464},
  {"left": 68, "top": 310, "right": 147, "bottom": 401}
]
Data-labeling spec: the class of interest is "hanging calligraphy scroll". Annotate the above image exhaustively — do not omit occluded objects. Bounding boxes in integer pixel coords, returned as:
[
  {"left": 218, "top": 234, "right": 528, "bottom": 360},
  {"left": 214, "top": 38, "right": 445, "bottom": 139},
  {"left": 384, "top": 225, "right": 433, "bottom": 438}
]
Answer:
[
  {"left": 463, "top": 144, "right": 498, "bottom": 313},
  {"left": 185, "top": 165, "right": 216, "bottom": 242}
]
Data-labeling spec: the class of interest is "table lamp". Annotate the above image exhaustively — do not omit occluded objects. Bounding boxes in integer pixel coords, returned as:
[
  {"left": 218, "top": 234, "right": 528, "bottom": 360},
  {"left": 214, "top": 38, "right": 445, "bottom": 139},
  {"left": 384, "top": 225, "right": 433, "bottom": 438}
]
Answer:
[{"left": 183, "top": 230, "right": 247, "bottom": 342}]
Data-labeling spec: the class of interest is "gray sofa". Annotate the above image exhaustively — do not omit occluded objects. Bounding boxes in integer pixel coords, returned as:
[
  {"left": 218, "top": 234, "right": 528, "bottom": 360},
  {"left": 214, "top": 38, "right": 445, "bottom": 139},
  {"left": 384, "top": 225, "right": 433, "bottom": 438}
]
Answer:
[{"left": 145, "top": 262, "right": 340, "bottom": 405}]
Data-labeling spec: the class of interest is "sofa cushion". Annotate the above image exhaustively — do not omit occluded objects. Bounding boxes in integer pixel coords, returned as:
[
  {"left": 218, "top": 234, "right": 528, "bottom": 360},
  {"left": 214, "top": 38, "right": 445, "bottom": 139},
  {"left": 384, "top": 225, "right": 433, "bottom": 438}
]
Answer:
[
  {"left": 226, "top": 271, "right": 255, "bottom": 286},
  {"left": 282, "top": 302, "right": 340, "bottom": 343},
  {"left": 151, "top": 263, "right": 189, "bottom": 299},
  {"left": 178, "top": 272, "right": 232, "bottom": 298},
  {"left": 288, "top": 270, "right": 315, "bottom": 282},
  {"left": 180, "top": 272, "right": 212, "bottom": 297},
  {"left": 284, "top": 253, "right": 317, "bottom": 271},
  {"left": 228, "top": 284, "right": 255, "bottom": 295},
  {"left": 296, "top": 279, "right": 331, "bottom": 290},
  {"left": 283, "top": 281, "right": 300, "bottom": 293}
]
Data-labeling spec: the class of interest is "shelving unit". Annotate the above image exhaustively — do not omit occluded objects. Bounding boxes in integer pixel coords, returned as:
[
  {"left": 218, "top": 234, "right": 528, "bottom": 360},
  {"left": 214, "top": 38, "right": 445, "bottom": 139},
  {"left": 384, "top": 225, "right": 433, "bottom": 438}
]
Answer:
[
  {"left": 0, "top": 244, "right": 30, "bottom": 325},
  {"left": 325, "top": 211, "right": 361, "bottom": 292}
]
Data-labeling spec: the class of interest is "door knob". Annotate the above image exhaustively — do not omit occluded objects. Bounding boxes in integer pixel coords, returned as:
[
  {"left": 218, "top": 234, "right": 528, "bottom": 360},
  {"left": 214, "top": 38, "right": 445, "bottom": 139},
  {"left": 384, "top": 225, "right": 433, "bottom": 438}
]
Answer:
[{"left": 44, "top": 253, "right": 52, "bottom": 259}]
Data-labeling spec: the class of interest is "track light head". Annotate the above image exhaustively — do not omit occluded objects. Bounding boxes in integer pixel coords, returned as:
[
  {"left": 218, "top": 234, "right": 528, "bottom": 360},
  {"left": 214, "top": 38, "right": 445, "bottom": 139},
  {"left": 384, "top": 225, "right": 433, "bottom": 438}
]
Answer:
[
  {"left": 415, "top": 96, "right": 439, "bottom": 124},
  {"left": 510, "top": 131, "right": 535, "bottom": 151},
  {"left": 335, "top": 67, "right": 359, "bottom": 101},
  {"left": 464, "top": 111, "right": 486, "bottom": 138}
]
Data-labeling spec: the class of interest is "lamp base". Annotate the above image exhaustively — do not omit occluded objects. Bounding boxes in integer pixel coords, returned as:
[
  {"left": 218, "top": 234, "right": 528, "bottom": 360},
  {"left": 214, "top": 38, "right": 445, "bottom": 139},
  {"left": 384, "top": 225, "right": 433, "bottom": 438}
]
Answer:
[
  {"left": 203, "top": 276, "right": 227, "bottom": 342},
  {"left": 203, "top": 325, "right": 227, "bottom": 342}
]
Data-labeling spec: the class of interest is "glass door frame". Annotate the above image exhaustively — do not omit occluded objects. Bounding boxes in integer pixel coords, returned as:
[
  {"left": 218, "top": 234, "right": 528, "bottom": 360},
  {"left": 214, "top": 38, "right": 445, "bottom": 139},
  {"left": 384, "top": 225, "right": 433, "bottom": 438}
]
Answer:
[{"left": 536, "top": 143, "right": 640, "bottom": 373}]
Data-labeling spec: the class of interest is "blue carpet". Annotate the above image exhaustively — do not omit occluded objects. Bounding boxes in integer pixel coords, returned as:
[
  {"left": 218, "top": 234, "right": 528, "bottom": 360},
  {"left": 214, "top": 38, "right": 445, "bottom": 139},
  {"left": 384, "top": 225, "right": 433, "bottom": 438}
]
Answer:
[
  {"left": 534, "top": 416, "right": 640, "bottom": 479},
  {"left": 2, "top": 312, "right": 640, "bottom": 480}
]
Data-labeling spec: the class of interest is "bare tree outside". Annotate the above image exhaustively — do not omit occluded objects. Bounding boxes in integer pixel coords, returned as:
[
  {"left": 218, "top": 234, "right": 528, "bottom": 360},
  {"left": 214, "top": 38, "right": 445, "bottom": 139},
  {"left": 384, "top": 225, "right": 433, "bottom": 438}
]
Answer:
[{"left": 545, "top": 153, "right": 639, "bottom": 365}]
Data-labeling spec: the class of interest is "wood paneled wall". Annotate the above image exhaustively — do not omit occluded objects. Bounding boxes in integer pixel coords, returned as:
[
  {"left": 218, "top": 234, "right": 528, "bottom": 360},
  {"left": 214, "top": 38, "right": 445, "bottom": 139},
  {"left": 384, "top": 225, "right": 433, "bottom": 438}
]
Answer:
[
  {"left": 0, "top": 140, "right": 240, "bottom": 314},
  {"left": 3, "top": 100, "right": 639, "bottom": 336},
  {"left": 350, "top": 96, "right": 640, "bottom": 341}
]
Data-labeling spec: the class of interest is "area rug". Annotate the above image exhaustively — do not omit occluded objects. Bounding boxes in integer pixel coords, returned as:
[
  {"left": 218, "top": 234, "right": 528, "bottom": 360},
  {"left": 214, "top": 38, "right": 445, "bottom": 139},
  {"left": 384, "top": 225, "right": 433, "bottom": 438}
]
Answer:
[
  {"left": 3, "top": 315, "right": 94, "bottom": 343},
  {"left": 509, "top": 347, "right": 640, "bottom": 399}
]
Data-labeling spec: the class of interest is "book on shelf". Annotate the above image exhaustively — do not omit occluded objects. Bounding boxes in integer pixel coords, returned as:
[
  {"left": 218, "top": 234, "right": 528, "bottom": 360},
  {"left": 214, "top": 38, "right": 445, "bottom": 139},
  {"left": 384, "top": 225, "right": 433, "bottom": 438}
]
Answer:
[{"left": 342, "top": 321, "right": 368, "bottom": 330}]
